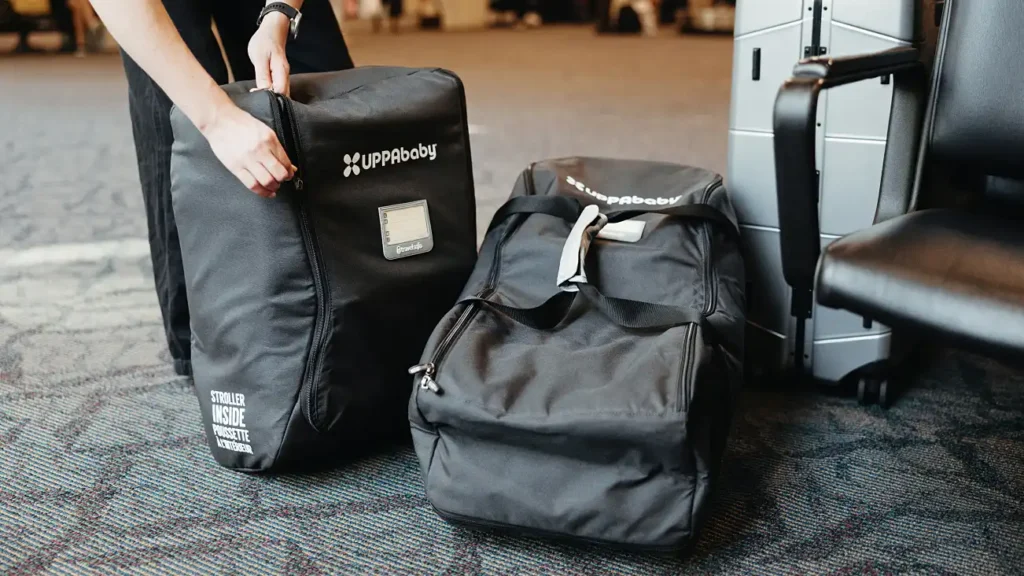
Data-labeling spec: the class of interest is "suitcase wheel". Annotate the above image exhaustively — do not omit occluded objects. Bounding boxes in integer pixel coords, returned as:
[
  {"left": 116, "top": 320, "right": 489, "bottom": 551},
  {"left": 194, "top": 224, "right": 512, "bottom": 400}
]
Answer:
[
  {"left": 857, "top": 378, "right": 869, "bottom": 405},
  {"left": 857, "top": 378, "right": 891, "bottom": 408}
]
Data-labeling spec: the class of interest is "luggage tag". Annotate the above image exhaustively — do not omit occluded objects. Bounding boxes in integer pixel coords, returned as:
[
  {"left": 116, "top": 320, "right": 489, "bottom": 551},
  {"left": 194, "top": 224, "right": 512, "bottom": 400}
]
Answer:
[
  {"left": 378, "top": 200, "right": 434, "bottom": 260},
  {"left": 557, "top": 204, "right": 607, "bottom": 292},
  {"left": 596, "top": 219, "right": 646, "bottom": 243}
]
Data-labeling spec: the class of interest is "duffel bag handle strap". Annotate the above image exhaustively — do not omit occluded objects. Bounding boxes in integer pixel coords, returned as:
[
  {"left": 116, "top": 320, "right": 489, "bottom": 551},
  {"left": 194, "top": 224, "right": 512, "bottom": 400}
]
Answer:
[
  {"left": 556, "top": 204, "right": 608, "bottom": 292},
  {"left": 473, "top": 191, "right": 736, "bottom": 331},
  {"left": 576, "top": 284, "right": 705, "bottom": 329},
  {"left": 470, "top": 202, "right": 706, "bottom": 330},
  {"left": 486, "top": 195, "right": 585, "bottom": 235},
  {"left": 463, "top": 284, "right": 705, "bottom": 332},
  {"left": 607, "top": 203, "right": 738, "bottom": 235},
  {"left": 486, "top": 194, "right": 740, "bottom": 237}
]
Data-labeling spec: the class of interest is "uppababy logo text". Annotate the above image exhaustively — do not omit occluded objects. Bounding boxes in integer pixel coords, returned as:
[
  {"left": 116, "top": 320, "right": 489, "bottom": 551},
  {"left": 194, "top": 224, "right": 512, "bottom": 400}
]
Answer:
[
  {"left": 343, "top": 143, "right": 438, "bottom": 177},
  {"left": 566, "top": 175, "right": 684, "bottom": 206}
]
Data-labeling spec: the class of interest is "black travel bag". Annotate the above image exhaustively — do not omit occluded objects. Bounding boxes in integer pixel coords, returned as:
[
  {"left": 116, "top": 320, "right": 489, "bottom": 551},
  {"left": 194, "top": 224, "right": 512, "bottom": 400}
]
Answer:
[
  {"left": 170, "top": 67, "right": 477, "bottom": 473},
  {"left": 409, "top": 157, "right": 745, "bottom": 551}
]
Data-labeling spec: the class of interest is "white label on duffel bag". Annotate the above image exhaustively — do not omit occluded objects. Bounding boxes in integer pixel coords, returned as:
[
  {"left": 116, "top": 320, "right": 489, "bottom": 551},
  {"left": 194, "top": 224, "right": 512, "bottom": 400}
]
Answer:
[
  {"left": 565, "top": 175, "right": 684, "bottom": 206},
  {"left": 596, "top": 219, "right": 646, "bottom": 243},
  {"left": 343, "top": 143, "right": 438, "bottom": 177},
  {"left": 378, "top": 200, "right": 434, "bottom": 260},
  {"left": 210, "top": 390, "right": 253, "bottom": 454}
]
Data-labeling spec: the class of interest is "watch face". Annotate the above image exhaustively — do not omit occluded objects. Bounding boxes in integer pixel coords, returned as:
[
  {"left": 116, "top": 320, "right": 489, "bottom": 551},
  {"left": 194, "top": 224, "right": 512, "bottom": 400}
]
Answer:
[{"left": 290, "top": 12, "right": 302, "bottom": 38}]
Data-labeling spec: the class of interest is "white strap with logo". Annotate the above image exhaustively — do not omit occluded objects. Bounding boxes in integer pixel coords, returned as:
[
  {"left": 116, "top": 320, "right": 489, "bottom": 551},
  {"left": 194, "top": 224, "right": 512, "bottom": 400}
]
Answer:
[{"left": 557, "top": 204, "right": 608, "bottom": 292}]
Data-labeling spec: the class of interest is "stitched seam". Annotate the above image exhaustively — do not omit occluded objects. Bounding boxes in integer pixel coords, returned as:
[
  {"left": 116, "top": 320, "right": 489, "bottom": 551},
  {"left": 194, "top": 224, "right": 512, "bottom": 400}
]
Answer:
[
  {"left": 291, "top": 106, "right": 333, "bottom": 429},
  {"left": 926, "top": 0, "right": 953, "bottom": 154},
  {"left": 427, "top": 398, "right": 691, "bottom": 421},
  {"left": 266, "top": 93, "right": 298, "bottom": 471},
  {"left": 433, "top": 68, "right": 477, "bottom": 232},
  {"left": 700, "top": 178, "right": 722, "bottom": 322}
]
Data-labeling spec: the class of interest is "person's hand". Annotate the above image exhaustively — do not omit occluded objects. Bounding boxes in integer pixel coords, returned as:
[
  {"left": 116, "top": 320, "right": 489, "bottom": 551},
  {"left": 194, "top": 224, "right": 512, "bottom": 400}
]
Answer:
[
  {"left": 248, "top": 11, "right": 291, "bottom": 96},
  {"left": 201, "top": 102, "right": 296, "bottom": 198}
]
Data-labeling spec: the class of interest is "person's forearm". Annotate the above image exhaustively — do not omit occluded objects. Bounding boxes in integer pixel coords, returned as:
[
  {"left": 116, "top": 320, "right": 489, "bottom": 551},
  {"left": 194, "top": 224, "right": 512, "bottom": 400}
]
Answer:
[{"left": 89, "top": 0, "right": 234, "bottom": 133}]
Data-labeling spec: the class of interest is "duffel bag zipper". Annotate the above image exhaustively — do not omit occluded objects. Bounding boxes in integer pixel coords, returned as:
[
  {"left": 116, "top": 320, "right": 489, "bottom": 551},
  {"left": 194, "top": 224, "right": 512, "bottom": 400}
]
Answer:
[
  {"left": 679, "top": 324, "right": 697, "bottom": 413},
  {"left": 409, "top": 164, "right": 536, "bottom": 396},
  {"left": 701, "top": 177, "right": 722, "bottom": 318},
  {"left": 269, "top": 92, "right": 330, "bottom": 432},
  {"left": 679, "top": 177, "right": 721, "bottom": 413}
]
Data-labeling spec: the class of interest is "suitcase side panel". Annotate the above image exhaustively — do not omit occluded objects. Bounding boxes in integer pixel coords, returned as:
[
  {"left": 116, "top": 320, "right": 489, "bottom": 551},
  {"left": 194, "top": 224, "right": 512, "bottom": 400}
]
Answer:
[
  {"left": 831, "top": 0, "right": 916, "bottom": 41},
  {"left": 733, "top": 0, "right": 804, "bottom": 38},
  {"left": 730, "top": 0, "right": 917, "bottom": 383}
]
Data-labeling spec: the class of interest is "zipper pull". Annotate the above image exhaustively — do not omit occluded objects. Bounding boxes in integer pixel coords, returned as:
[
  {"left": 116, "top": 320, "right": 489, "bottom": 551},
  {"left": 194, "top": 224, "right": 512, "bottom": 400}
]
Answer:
[
  {"left": 408, "top": 363, "right": 442, "bottom": 394},
  {"left": 408, "top": 363, "right": 434, "bottom": 375},
  {"left": 420, "top": 374, "right": 441, "bottom": 394},
  {"left": 293, "top": 175, "right": 304, "bottom": 191}
]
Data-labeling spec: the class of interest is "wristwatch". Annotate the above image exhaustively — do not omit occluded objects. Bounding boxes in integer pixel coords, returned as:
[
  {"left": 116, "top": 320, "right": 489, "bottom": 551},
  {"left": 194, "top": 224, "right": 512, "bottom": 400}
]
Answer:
[{"left": 257, "top": 2, "right": 303, "bottom": 40}]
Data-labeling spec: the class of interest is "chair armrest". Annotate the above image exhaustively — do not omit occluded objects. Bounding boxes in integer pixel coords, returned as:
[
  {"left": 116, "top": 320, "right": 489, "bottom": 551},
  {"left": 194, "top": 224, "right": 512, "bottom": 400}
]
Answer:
[
  {"left": 773, "top": 47, "right": 925, "bottom": 321},
  {"left": 792, "top": 46, "right": 921, "bottom": 84}
]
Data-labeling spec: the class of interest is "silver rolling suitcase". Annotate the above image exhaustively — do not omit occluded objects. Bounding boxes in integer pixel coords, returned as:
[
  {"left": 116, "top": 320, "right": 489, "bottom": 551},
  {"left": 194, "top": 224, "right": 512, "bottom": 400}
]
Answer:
[{"left": 727, "top": 0, "right": 924, "bottom": 399}]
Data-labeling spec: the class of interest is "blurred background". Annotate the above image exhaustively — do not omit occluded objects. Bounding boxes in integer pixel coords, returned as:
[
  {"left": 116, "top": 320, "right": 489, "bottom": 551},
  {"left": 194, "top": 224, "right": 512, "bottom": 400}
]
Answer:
[{"left": 0, "top": 0, "right": 739, "bottom": 243}]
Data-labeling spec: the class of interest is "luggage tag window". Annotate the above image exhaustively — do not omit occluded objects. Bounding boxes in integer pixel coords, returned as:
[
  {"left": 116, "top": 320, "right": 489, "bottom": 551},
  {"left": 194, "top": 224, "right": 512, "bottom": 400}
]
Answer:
[{"left": 378, "top": 200, "right": 434, "bottom": 260}]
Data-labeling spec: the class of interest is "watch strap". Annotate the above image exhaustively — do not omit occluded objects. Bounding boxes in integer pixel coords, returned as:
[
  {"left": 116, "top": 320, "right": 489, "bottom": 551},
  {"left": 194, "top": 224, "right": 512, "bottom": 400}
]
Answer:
[{"left": 257, "top": 3, "right": 302, "bottom": 38}]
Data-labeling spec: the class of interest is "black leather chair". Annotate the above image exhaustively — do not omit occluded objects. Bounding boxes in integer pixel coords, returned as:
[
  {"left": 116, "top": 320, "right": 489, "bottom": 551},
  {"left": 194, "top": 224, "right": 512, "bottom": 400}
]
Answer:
[{"left": 773, "top": 0, "right": 1024, "bottom": 405}]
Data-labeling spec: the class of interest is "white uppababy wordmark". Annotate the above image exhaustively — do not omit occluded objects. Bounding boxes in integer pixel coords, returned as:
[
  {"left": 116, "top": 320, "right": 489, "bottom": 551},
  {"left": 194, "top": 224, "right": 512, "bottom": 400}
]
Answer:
[
  {"left": 566, "top": 175, "right": 684, "bottom": 206},
  {"left": 343, "top": 143, "right": 438, "bottom": 178}
]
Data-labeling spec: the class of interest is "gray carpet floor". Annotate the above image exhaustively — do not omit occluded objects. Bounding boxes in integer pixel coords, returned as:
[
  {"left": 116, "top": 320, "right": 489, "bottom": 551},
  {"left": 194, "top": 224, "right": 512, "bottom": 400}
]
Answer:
[{"left": 2, "top": 26, "right": 1023, "bottom": 575}]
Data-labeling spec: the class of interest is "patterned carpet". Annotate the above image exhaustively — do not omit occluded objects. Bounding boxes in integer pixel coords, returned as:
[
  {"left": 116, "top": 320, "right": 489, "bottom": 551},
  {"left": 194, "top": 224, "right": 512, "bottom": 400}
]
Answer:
[{"left": 2, "top": 26, "right": 1024, "bottom": 575}]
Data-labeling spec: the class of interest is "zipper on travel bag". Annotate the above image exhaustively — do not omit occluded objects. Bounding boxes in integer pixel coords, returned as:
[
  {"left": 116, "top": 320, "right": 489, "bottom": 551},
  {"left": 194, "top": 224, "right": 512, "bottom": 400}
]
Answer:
[
  {"left": 679, "top": 324, "right": 697, "bottom": 413},
  {"left": 679, "top": 177, "right": 721, "bottom": 413},
  {"left": 409, "top": 164, "right": 536, "bottom": 396},
  {"left": 269, "top": 92, "right": 330, "bottom": 432},
  {"left": 701, "top": 177, "right": 722, "bottom": 318}
]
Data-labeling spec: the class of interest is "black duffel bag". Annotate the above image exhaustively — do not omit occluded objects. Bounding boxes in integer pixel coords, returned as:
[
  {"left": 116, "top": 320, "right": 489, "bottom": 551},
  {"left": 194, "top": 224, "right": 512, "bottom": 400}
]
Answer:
[
  {"left": 409, "top": 157, "right": 744, "bottom": 551},
  {"left": 170, "top": 67, "right": 477, "bottom": 473}
]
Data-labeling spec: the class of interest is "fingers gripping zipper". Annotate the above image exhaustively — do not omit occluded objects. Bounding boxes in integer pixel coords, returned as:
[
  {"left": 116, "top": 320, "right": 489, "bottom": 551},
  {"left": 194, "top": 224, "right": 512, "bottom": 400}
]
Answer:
[
  {"left": 270, "top": 92, "right": 304, "bottom": 191},
  {"left": 270, "top": 92, "right": 329, "bottom": 431}
]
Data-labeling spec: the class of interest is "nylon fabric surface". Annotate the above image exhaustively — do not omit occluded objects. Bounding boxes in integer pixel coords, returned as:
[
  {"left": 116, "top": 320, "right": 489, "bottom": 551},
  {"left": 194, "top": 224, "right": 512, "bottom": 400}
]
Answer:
[
  {"left": 410, "top": 158, "right": 743, "bottom": 551},
  {"left": 169, "top": 67, "right": 477, "bottom": 472}
]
